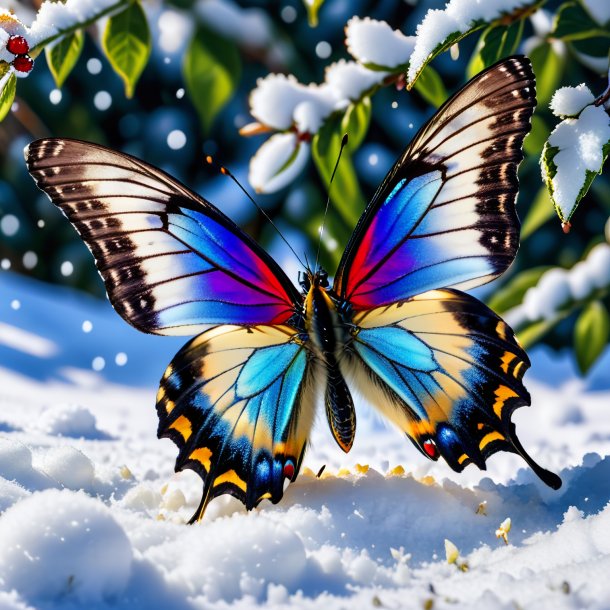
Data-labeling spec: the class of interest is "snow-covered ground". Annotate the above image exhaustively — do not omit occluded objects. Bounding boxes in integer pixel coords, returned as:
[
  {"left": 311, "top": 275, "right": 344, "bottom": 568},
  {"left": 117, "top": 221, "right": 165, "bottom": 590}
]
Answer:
[{"left": 1, "top": 270, "right": 610, "bottom": 610}]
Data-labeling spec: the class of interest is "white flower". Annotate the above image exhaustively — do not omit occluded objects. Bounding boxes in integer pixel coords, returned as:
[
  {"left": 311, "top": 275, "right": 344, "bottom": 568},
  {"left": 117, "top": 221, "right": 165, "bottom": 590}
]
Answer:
[
  {"left": 550, "top": 85, "right": 595, "bottom": 118},
  {"left": 249, "top": 132, "right": 309, "bottom": 193},
  {"left": 345, "top": 17, "right": 414, "bottom": 69}
]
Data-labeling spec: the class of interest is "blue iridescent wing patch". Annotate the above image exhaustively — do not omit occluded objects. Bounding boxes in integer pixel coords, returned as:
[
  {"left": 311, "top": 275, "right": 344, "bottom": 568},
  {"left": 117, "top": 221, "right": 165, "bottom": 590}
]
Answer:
[
  {"left": 156, "top": 324, "right": 315, "bottom": 521},
  {"left": 334, "top": 56, "right": 536, "bottom": 309},
  {"left": 25, "top": 139, "right": 302, "bottom": 335},
  {"left": 344, "top": 289, "right": 561, "bottom": 489}
]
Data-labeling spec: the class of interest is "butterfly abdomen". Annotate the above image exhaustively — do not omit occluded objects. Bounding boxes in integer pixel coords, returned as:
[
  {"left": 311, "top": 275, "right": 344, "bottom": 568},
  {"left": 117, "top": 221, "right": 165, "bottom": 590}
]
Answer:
[{"left": 304, "top": 281, "right": 356, "bottom": 452}]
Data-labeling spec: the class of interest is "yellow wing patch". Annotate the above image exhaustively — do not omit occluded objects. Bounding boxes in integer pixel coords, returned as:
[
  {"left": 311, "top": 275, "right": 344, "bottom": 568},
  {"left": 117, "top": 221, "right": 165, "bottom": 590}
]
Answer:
[
  {"left": 169, "top": 415, "right": 192, "bottom": 441},
  {"left": 493, "top": 385, "right": 519, "bottom": 419},
  {"left": 189, "top": 447, "right": 213, "bottom": 471}
]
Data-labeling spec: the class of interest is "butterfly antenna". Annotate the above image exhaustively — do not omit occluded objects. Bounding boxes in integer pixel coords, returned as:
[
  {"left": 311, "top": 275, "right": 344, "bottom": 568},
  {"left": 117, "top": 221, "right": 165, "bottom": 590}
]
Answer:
[
  {"left": 206, "top": 156, "right": 307, "bottom": 269},
  {"left": 314, "top": 133, "right": 349, "bottom": 273}
]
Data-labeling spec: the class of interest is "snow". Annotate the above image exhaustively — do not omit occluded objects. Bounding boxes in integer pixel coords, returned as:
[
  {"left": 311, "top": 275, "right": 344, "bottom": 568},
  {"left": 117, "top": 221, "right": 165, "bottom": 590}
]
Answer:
[
  {"left": 247, "top": 59, "right": 385, "bottom": 190},
  {"left": 407, "top": 0, "right": 534, "bottom": 84},
  {"left": 248, "top": 132, "right": 310, "bottom": 193},
  {"left": 582, "top": 0, "right": 610, "bottom": 25},
  {"left": 550, "top": 84, "right": 595, "bottom": 118},
  {"left": 0, "top": 489, "right": 132, "bottom": 604},
  {"left": 195, "top": 0, "right": 273, "bottom": 50},
  {"left": 506, "top": 241, "right": 610, "bottom": 326},
  {"left": 3, "top": 0, "right": 124, "bottom": 50},
  {"left": 543, "top": 104, "right": 610, "bottom": 221},
  {"left": 408, "top": 9, "right": 458, "bottom": 84},
  {"left": 324, "top": 60, "right": 387, "bottom": 102},
  {"left": 1, "top": 268, "right": 610, "bottom": 609},
  {"left": 345, "top": 17, "right": 415, "bottom": 69},
  {"left": 35, "top": 403, "right": 107, "bottom": 438},
  {"left": 249, "top": 74, "right": 334, "bottom": 132}
]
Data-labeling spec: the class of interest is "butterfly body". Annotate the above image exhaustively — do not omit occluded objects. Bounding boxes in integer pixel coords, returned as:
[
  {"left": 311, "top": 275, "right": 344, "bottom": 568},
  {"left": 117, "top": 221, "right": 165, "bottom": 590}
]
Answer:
[
  {"left": 25, "top": 56, "right": 562, "bottom": 522},
  {"left": 302, "top": 270, "right": 358, "bottom": 453}
]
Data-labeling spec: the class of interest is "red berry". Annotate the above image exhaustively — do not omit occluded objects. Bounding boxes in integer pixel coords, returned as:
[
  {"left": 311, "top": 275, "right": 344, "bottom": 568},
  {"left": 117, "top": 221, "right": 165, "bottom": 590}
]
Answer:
[
  {"left": 6, "top": 35, "right": 29, "bottom": 55},
  {"left": 12, "top": 55, "right": 34, "bottom": 73}
]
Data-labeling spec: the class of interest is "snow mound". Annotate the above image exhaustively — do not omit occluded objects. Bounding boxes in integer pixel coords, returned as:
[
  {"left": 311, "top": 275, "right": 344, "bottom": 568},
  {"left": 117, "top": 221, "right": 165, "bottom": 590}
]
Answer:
[
  {"left": 35, "top": 403, "right": 110, "bottom": 439},
  {"left": 0, "top": 489, "right": 132, "bottom": 605},
  {"left": 37, "top": 446, "right": 95, "bottom": 491},
  {"left": 0, "top": 438, "right": 54, "bottom": 491}
]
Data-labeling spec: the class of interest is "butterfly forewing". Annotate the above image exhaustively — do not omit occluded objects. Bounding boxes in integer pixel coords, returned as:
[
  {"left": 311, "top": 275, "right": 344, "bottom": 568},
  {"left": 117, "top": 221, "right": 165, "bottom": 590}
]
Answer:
[
  {"left": 25, "top": 139, "right": 302, "bottom": 335},
  {"left": 333, "top": 56, "right": 536, "bottom": 309}
]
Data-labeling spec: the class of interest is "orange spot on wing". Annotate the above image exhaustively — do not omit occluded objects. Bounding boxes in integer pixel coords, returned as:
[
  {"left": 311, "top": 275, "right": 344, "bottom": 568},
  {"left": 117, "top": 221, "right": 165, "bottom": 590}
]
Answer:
[
  {"left": 214, "top": 469, "right": 247, "bottom": 492},
  {"left": 169, "top": 415, "right": 192, "bottom": 441},
  {"left": 480, "top": 431, "right": 505, "bottom": 450},
  {"left": 493, "top": 385, "right": 519, "bottom": 419},
  {"left": 189, "top": 447, "right": 212, "bottom": 471},
  {"left": 500, "top": 352, "right": 516, "bottom": 374}
]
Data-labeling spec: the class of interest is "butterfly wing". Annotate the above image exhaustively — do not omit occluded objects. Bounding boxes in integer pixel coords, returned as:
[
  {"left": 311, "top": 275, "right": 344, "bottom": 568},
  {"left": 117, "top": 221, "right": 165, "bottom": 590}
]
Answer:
[
  {"left": 157, "top": 324, "right": 316, "bottom": 520},
  {"left": 333, "top": 56, "right": 535, "bottom": 309},
  {"left": 343, "top": 290, "right": 560, "bottom": 488},
  {"left": 25, "top": 139, "right": 301, "bottom": 334}
]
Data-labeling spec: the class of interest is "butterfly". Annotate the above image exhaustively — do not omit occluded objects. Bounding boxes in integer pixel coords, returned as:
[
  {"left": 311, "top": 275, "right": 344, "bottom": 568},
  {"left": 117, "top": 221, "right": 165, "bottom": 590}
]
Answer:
[{"left": 25, "top": 56, "right": 561, "bottom": 522}]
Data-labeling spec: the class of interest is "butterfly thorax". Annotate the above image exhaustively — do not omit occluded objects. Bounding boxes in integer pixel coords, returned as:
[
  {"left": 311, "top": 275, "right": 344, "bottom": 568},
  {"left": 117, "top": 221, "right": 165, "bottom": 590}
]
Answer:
[{"left": 301, "top": 269, "right": 356, "bottom": 453}]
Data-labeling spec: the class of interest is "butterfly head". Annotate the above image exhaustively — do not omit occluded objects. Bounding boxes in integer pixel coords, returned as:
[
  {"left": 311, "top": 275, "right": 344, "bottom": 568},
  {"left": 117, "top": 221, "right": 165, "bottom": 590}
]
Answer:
[{"left": 298, "top": 268, "right": 329, "bottom": 293}]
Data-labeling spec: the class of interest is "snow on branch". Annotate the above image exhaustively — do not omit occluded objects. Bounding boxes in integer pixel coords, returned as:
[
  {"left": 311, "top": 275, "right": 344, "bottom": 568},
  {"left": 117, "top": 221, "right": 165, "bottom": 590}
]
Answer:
[
  {"left": 550, "top": 84, "right": 595, "bottom": 118},
  {"left": 345, "top": 17, "right": 414, "bottom": 70},
  {"left": 407, "top": 0, "right": 538, "bottom": 86},
  {"left": 506, "top": 241, "right": 610, "bottom": 327},
  {"left": 244, "top": 61, "right": 386, "bottom": 193}
]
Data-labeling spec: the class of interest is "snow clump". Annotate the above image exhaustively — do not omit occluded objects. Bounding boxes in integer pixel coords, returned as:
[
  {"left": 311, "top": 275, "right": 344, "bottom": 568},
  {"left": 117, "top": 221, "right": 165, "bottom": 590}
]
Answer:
[
  {"left": 0, "top": 489, "right": 132, "bottom": 605},
  {"left": 550, "top": 84, "right": 595, "bottom": 118}
]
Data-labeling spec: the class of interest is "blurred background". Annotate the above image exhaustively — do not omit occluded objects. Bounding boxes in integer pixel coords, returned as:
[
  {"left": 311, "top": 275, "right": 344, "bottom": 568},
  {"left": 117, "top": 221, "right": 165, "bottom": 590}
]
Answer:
[{"left": 1, "top": 0, "right": 609, "bottom": 375}]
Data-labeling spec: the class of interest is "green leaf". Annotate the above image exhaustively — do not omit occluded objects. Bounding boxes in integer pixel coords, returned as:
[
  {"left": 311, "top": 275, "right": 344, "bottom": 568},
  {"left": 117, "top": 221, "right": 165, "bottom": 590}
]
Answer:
[
  {"left": 312, "top": 113, "right": 365, "bottom": 227},
  {"left": 541, "top": 138, "right": 610, "bottom": 223},
  {"left": 183, "top": 23, "right": 241, "bottom": 134},
  {"left": 552, "top": 1, "right": 609, "bottom": 40},
  {"left": 521, "top": 186, "right": 555, "bottom": 239},
  {"left": 340, "top": 97, "right": 371, "bottom": 153},
  {"left": 102, "top": 1, "right": 151, "bottom": 98},
  {"left": 517, "top": 318, "right": 558, "bottom": 349},
  {"left": 413, "top": 65, "right": 448, "bottom": 108},
  {"left": 46, "top": 30, "right": 84, "bottom": 88},
  {"left": 488, "top": 266, "right": 552, "bottom": 314},
  {"left": 303, "top": 0, "right": 325, "bottom": 27},
  {"left": 523, "top": 114, "right": 548, "bottom": 156},
  {"left": 0, "top": 69, "right": 17, "bottom": 123},
  {"left": 574, "top": 300, "right": 610, "bottom": 374},
  {"left": 529, "top": 42, "right": 563, "bottom": 105},
  {"left": 467, "top": 20, "right": 524, "bottom": 78}
]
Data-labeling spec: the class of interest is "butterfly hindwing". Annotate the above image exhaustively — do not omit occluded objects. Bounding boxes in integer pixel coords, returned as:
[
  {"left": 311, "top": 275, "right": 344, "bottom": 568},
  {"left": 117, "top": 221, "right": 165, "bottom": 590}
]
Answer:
[
  {"left": 156, "top": 324, "right": 316, "bottom": 520},
  {"left": 343, "top": 289, "right": 560, "bottom": 488},
  {"left": 25, "top": 139, "right": 301, "bottom": 334},
  {"left": 333, "top": 57, "right": 536, "bottom": 309}
]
